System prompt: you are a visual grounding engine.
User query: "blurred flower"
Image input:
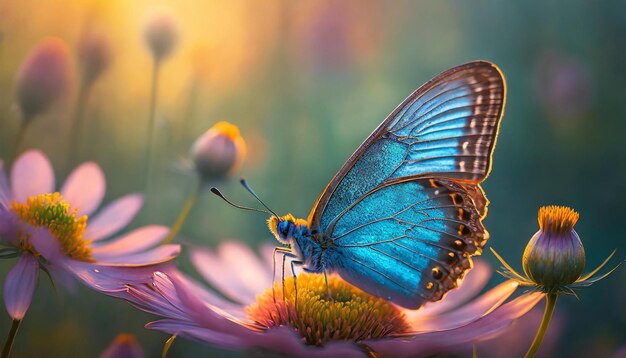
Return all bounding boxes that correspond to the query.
[161,121,246,245]
[77,31,112,87]
[143,10,179,63]
[101,333,144,358]
[0,150,180,323]
[491,205,620,357]
[126,242,542,357]
[15,37,72,122]
[190,121,246,182]
[534,51,591,121]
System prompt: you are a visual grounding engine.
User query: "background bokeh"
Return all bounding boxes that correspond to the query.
[1,0,625,356]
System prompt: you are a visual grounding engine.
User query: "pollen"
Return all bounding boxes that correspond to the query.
[538,205,579,235]
[11,192,94,262]
[212,121,242,141]
[246,273,410,346]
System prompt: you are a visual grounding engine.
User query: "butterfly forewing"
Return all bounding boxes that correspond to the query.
[307,61,505,308]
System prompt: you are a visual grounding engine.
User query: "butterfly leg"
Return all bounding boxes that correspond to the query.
[290,259,303,311]
[323,268,331,300]
[272,246,294,322]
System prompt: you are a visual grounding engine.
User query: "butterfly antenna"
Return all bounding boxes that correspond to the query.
[210,187,269,214]
[240,178,279,217]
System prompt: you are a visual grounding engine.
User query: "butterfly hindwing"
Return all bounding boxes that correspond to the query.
[325,179,487,309]
[308,61,505,307]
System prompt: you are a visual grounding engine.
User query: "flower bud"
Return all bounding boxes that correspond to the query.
[522,206,586,293]
[101,333,144,358]
[15,37,72,121]
[190,121,246,182]
[143,10,179,62]
[77,31,111,87]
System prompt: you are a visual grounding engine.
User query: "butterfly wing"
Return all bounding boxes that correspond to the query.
[308,61,505,309]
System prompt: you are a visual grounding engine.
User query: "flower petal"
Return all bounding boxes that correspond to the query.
[190,243,271,305]
[92,225,169,256]
[66,261,176,293]
[29,226,64,262]
[406,260,491,320]
[60,161,106,216]
[11,150,55,202]
[85,194,143,241]
[367,292,543,358]
[3,253,39,320]
[94,244,180,266]
[0,160,11,208]
[409,280,519,332]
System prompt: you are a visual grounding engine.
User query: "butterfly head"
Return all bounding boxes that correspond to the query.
[268,213,307,245]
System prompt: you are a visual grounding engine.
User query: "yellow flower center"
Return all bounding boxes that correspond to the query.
[246,273,410,346]
[538,205,579,235]
[11,192,94,262]
[211,121,241,141]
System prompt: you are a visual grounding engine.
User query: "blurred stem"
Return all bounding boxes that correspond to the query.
[162,178,203,245]
[67,80,91,167]
[161,334,176,358]
[2,319,21,358]
[525,293,558,358]
[144,57,161,189]
[13,120,29,159]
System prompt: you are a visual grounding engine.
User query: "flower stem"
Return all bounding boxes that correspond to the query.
[2,319,21,358]
[162,179,203,245]
[67,80,90,167]
[161,334,176,358]
[144,57,161,190]
[525,293,558,358]
[13,120,28,159]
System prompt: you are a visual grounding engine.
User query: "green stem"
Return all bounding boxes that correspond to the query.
[13,120,28,159]
[525,293,558,358]
[162,179,203,245]
[144,57,161,189]
[2,319,21,358]
[67,80,90,167]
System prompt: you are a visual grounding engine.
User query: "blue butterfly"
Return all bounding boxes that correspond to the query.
[263,61,505,309]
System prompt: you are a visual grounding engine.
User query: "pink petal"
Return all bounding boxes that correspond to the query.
[92,225,169,256]
[94,244,180,266]
[409,280,519,332]
[3,253,39,320]
[60,162,106,216]
[367,292,543,357]
[29,226,64,262]
[11,150,55,202]
[406,260,491,320]
[85,194,143,241]
[0,160,10,208]
[190,245,266,305]
[67,261,176,292]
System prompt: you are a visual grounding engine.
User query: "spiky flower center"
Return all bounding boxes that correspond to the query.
[11,192,93,262]
[246,273,410,346]
[538,205,579,235]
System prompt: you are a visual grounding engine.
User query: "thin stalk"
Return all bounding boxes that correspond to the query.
[161,334,177,358]
[162,179,203,245]
[13,120,28,159]
[525,293,558,358]
[67,80,90,167]
[2,319,21,358]
[144,57,161,189]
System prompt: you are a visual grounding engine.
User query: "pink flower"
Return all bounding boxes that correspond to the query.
[0,150,180,321]
[126,242,542,357]
[15,37,72,121]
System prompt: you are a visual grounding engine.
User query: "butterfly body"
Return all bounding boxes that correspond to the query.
[268,61,506,309]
